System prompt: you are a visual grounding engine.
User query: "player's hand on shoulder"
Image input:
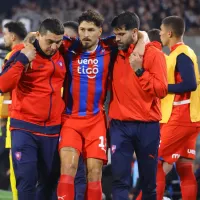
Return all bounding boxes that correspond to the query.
[138,31,150,44]
[129,52,143,72]
[132,31,149,56]
[24,32,37,44]
[21,43,36,62]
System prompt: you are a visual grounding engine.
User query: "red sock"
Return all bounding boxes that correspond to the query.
[85,181,102,200]
[136,191,142,200]
[176,161,197,200]
[57,175,75,200]
[156,161,166,200]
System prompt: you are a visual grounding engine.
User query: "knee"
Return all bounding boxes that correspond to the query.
[14,163,38,191]
[87,167,102,182]
[60,147,79,176]
[61,161,78,177]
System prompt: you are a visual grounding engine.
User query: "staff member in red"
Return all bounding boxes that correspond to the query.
[0,18,66,200]
[108,11,167,200]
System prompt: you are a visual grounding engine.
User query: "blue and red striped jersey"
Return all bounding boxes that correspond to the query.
[63,36,117,117]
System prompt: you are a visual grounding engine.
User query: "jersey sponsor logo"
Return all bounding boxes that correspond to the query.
[172,153,180,159]
[77,59,99,79]
[187,149,196,155]
[15,152,22,161]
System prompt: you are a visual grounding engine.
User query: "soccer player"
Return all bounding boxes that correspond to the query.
[57,10,147,200]
[63,21,79,38]
[1,21,27,200]
[57,10,116,200]
[108,11,167,200]
[63,20,87,200]
[157,16,200,200]
[0,18,66,200]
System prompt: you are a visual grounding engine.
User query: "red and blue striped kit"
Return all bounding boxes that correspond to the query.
[63,36,117,117]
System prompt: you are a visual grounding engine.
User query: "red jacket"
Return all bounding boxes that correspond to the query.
[109,42,168,121]
[0,40,66,134]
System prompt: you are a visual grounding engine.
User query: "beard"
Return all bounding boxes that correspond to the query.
[117,36,134,50]
[117,43,130,50]
[81,40,97,51]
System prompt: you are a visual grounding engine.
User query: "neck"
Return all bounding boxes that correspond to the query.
[11,40,22,49]
[167,36,183,50]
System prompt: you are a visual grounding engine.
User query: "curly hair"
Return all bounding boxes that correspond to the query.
[78,9,104,27]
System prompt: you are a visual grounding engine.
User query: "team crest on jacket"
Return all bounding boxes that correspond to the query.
[111,145,116,154]
[15,152,22,161]
[57,61,64,69]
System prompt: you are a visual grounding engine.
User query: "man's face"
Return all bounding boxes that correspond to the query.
[3,28,13,48]
[37,31,63,56]
[160,24,171,47]
[78,21,102,51]
[113,27,138,50]
[64,27,78,38]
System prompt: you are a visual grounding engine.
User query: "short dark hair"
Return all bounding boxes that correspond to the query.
[39,18,64,36]
[148,29,161,43]
[4,21,27,40]
[111,11,140,30]
[162,16,185,37]
[63,21,78,33]
[78,10,104,27]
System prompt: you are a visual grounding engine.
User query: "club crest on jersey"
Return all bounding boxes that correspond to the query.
[57,61,64,69]
[111,145,116,154]
[77,59,99,79]
[15,152,22,161]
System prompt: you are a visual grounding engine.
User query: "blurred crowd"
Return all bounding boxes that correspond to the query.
[0,0,200,36]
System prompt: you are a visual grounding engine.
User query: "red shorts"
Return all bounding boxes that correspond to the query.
[59,111,107,163]
[159,123,198,164]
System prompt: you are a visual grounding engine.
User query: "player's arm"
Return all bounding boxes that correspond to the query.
[102,31,149,51]
[168,53,197,93]
[133,31,149,56]
[62,36,79,52]
[130,50,168,98]
[0,44,36,93]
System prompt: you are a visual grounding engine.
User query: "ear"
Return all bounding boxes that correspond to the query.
[99,27,102,37]
[11,33,16,41]
[36,31,40,40]
[132,28,138,39]
[168,30,173,38]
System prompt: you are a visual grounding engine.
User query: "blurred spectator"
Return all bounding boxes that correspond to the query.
[0,0,199,36]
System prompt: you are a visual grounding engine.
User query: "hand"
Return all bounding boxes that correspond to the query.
[138,31,150,43]
[133,31,150,56]
[129,52,143,72]
[23,32,37,44]
[21,43,36,62]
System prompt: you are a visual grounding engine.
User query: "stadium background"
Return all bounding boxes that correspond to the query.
[0,0,200,199]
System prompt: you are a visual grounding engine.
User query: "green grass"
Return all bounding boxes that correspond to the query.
[0,190,12,200]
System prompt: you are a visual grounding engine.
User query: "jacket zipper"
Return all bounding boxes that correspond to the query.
[44,59,55,126]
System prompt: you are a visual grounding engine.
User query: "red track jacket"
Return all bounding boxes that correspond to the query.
[0,40,66,134]
[109,42,168,121]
